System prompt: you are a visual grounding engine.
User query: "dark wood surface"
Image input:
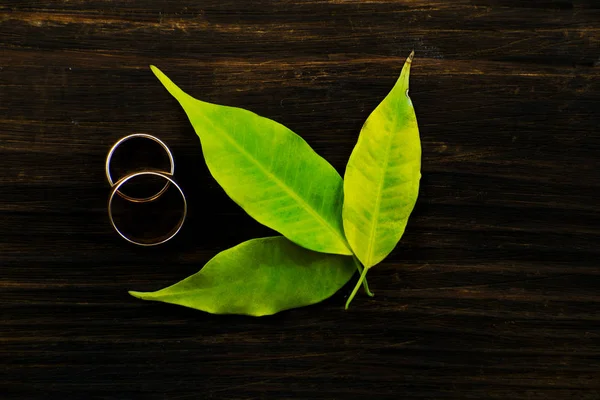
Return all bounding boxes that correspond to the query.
[2,1,599,399]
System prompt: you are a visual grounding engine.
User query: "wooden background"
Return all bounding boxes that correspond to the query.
[2,1,599,398]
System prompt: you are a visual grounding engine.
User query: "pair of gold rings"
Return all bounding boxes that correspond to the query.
[105,134,187,246]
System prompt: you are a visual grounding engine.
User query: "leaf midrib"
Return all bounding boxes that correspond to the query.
[200,112,351,254]
[364,112,395,268]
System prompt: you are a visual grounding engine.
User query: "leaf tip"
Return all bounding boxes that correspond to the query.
[395,50,414,91]
[149,65,165,80]
[128,290,146,299]
[148,64,198,108]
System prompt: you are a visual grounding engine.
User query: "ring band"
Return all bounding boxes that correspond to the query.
[105,133,175,203]
[108,171,187,246]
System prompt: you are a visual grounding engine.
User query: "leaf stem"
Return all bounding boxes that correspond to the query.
[353,257,374,297]
[345,266,369,310]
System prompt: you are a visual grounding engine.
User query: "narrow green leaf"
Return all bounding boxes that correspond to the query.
[150,66,352,256]
[342,52,421,268]
[129,237,355,316]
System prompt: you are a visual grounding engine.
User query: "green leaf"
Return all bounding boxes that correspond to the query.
[129,237,355,316]
[150,66,351,256]
[342,52,421,269]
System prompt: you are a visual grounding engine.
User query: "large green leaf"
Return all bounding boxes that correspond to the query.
[151,66,351,256]
[343,52,421,270]
[129,237,355,316]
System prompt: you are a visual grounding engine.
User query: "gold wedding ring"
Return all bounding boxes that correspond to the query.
[108,171,187,246]
[106,134,186,246]
[105,133,175,203]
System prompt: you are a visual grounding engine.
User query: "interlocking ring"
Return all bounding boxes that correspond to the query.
[106,134,186,246]
[108,171,187,246]
[105,133,175,203]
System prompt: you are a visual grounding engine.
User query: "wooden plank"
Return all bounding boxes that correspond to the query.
[1,1,599,399]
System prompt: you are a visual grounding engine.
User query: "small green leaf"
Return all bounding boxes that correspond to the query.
[343,52,421,269]
[151,66,352,256]
[129,237,355,316]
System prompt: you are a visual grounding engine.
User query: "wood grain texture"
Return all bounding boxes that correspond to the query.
[1,1,599,399]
